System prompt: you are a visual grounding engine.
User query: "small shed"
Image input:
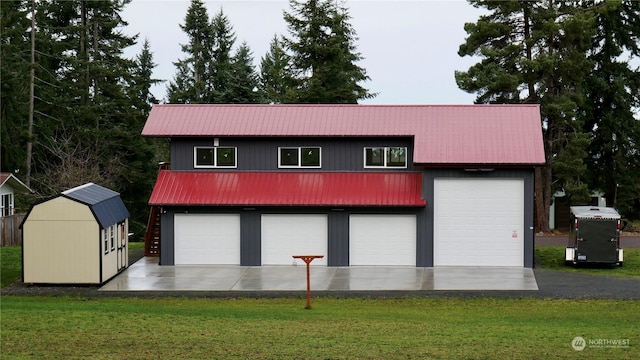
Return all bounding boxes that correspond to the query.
[21,183,130,284]
[0,172,32,217]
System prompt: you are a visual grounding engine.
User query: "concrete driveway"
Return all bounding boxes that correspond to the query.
[100,257,538,292]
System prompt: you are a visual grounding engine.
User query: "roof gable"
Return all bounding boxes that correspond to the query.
[0,172,32,193]
[142,104,545,166]
[61,183,130,228]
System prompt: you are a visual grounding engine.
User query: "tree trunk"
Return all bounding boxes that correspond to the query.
[26,0,36,188]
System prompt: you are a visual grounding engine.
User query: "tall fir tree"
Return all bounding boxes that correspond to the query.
[228,41,264,104]
[282,0,373,103]
[456,0,595,231]
[1,0,31,175]
[209,8,236,102]
[260,35,294,104]
[579,0,640,219]
[167,0,213,103]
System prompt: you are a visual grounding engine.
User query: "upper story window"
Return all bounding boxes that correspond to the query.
[194,147,237,168]
[279,147,321,168]
[364,147,407,168]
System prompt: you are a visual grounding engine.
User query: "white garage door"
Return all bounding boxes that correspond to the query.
[261,214,328,265]
[174,214,240,265]
[434,178,524,267]
[350,215,416,266]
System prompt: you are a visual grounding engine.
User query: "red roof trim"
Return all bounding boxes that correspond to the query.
[149,170,426,207]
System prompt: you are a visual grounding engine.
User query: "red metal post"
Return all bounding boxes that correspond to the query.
[292,255,324,309]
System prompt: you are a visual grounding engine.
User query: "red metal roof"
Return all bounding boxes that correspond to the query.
[149,170,426,207]
[142,104,545,166]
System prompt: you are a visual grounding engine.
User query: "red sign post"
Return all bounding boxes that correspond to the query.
[292,255,324,309]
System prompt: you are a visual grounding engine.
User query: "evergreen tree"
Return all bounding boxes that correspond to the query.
[283,0,373,103]
[121,38,165,237]
[456,0,595,231]
[0,0,31,174]
[209,8,236,102]
[260,35,294,104]
[579,0,640,219]
[228,42,263,104]
[130,38,162,114]
[167,0,213,103]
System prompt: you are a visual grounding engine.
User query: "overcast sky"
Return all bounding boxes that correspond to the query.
[121,0,487,104]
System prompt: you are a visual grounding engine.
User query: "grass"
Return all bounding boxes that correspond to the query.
[2,243,638,358]
[0,246,22,288]
[0,242,145,288]
[1,296,638,359]
[536,246,640,277]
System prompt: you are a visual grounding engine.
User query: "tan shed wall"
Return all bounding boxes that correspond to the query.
[23,198,100,284]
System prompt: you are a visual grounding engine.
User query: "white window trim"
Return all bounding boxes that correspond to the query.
[278,147,322,168]
[110,225,116,251]
[193,146,238,169]
[1,193,13,216]
[364,147,408,169]
[104,229,109,254]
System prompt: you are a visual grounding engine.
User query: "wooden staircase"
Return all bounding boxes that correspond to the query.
[144,162,169,257]
[144,206,161,256]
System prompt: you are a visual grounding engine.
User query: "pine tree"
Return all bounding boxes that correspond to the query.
[167,0,213,103]
[0,0,31,174]
[209,8,236,102]
[456,0,595,231]
[579,0,640,218]
[260,35,294,104]
[131,38,162,114]
[228,41,263,104]
[282,0,373,103]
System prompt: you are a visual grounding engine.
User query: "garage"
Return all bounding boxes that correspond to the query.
[433,178,524,267]
[174,214,240,265]
[350,214,416,266]
[261,214,328,265]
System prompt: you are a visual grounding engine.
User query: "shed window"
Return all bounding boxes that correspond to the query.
[194,147,237,168]
[279,147,321,168]
[104,230,109,254]
[120,222,126,247]
[1,194,12,216]
[110,226,115,251]
[364,147,407,168]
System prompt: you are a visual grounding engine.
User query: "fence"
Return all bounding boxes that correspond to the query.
[1,214,25,246]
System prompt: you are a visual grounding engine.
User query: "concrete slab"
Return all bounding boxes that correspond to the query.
[99,257,538,292]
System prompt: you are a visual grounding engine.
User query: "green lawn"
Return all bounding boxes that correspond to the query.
[0,246,22,288]
[2,244,639,358]
[536,246,640,277]
[1,296,638,359]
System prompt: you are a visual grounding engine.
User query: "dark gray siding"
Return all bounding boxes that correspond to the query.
[159,211,174,265]
[422,168,535,268]
[328,211,349,266]
[240,211,261,266]
[170,137,415,171]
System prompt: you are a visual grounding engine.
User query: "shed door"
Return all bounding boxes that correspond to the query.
[434,178,524,267]
[174,214,240,265]
[350,215,416,266]
[261,214,327,265]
